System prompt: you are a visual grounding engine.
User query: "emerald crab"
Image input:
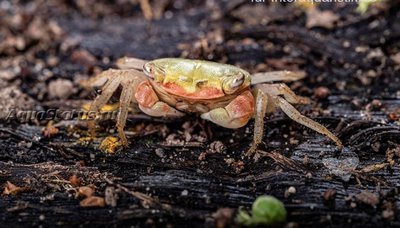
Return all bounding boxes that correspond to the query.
[83,57,343,156]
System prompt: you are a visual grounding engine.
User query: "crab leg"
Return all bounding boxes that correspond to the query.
[246,84,343,156]
[275,96,343,148]
[85,69,147,142]
[116,57,148,70]
[256,84,310,105]
[251,71,306,85]
[246,90,268,156]
[80,69,114,89]
[88,72,122,115]
[116,80,135,146]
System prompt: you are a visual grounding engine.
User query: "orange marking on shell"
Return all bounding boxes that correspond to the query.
[135,81,159,108]
[161,82,224,99]
[226,91,254,119]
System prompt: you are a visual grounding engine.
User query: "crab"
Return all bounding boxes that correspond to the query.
[82,57,343,156]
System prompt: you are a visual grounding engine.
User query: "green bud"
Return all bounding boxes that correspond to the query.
[236,195,287,226]
[251,196,287,225]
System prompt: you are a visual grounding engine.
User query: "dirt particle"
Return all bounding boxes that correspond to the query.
[381,201,395,220]
[42,125,59,138]
[212,207,234,228]
[46,56,59,67]
[355,191,379,207]
[303,155,310,165]
[382,209,395,220]
[80,196,106,207]
[78,186,95,198]
[286,222,300,228]
[105,186,118,207]
[209,141,226,154]
[285,186,296,198]
[69,175,81,187]
[391,53,400,65]
[314,86,330,100]
[289,137,299,145]
[48,79,75,99]
[0,68,19,81]
[224,158,244,173]
[70,49,97,67]
[17,141,33,149]
[323,189,337,202]
[365,99,382,111]
[181,189,189,196]
[198,152,207,161]
[306,8,339,29]
[165,133,185,146]
[155,148,165,158]
[387,112,399,121]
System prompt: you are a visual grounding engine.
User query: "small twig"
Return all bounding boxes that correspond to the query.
[103,177,170,210]
[257,150,307,174]
[48,142,86,158]
[352,171,387,186]
[158,142,204,148]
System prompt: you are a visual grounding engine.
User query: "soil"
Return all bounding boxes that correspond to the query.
[0,0,400,227]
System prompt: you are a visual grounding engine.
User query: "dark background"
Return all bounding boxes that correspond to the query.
[0,0,399,227]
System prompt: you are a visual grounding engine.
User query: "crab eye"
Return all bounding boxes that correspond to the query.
[231,75,244,88]
[223,72,245,94]
[143,63,154,78]
[143,62,165,81]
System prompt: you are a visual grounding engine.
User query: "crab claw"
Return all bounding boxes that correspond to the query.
[201,91,254,129]
[139,102,185,118]
[135,81,184,118]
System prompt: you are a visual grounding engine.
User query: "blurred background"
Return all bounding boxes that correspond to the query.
[1,0,399,104]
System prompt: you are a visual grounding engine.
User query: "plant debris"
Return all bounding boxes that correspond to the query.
[3,181,30,196]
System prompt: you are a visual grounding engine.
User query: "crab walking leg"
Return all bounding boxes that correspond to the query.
[256,84,310,105]
[116,57,148,70]
[80,69,114,89]
[251,71,306,85]
[201,91,255,129]
[135,81,185,117]
[275,96,343,148]
[116,80,135,146]
[245,90,269,156]
[89,74,122,115]
[86,73,121,137]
